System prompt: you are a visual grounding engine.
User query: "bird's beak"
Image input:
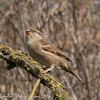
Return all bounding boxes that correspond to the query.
[26,30,32,35]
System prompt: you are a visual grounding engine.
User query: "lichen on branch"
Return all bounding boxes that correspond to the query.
[0,45,73,100]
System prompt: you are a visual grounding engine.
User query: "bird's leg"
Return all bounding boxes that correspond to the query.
[44,64,55,74]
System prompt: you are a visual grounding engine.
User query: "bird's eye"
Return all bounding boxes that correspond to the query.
[33,30,36,32]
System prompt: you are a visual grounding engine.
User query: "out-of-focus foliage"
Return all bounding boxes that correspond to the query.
[0,0,100,100]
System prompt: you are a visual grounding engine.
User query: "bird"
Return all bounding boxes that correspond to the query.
[25,28,84,85]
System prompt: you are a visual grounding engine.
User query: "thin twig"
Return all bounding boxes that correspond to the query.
[28,79,40,100]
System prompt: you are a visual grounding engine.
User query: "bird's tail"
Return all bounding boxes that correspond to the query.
[69,68,84,85]
[62,63,84,85]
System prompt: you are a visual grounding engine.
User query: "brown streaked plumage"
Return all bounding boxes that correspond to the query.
[40,39,72,62]
[25,28,84,85]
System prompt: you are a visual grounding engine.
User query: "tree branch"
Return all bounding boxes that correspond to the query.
[0,45,73,100]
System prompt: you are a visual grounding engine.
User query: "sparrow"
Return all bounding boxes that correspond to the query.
[25,28,84,85]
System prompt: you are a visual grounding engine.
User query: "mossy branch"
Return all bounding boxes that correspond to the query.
[0,45,73,100]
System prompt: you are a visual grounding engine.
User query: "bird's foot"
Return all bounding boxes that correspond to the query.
[43,64,55,75]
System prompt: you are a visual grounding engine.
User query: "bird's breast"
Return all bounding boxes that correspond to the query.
[26,42,51,68]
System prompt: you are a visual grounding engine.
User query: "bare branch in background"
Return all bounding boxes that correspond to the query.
[0,0,99,100]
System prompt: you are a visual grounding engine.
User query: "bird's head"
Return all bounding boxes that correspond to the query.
[26,28,42,39]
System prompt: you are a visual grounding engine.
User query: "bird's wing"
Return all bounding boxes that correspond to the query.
[40,39,72,62]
